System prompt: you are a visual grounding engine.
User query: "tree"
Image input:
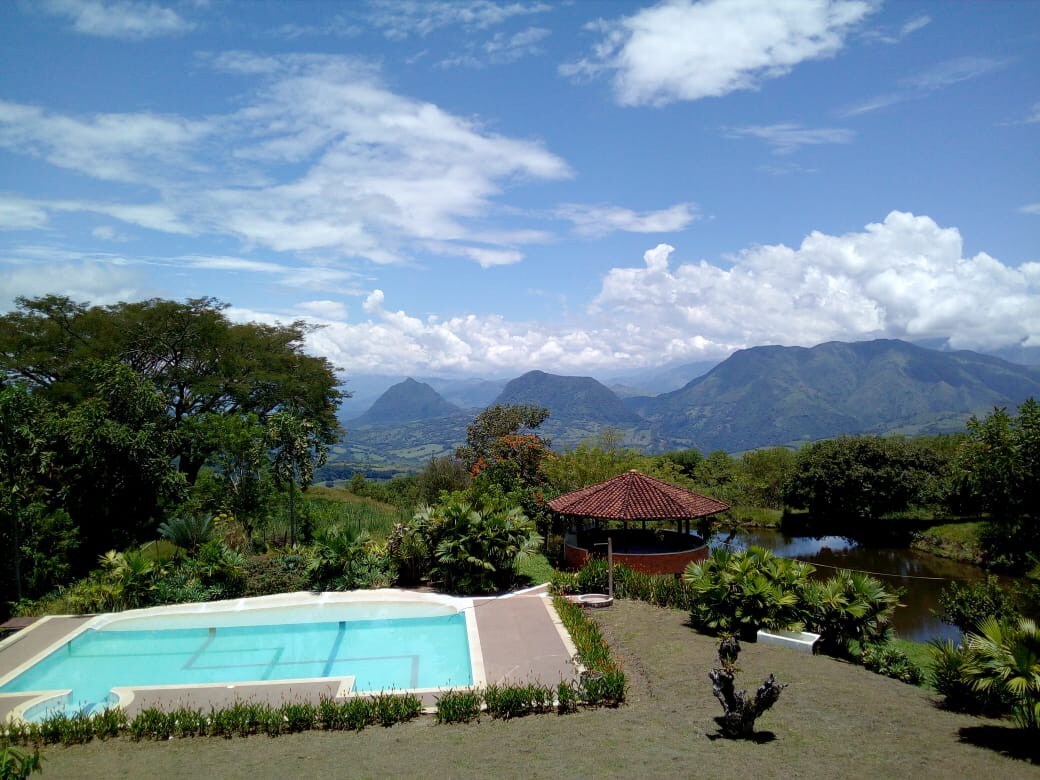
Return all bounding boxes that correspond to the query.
[456,403,550,472]
[266,410,329,545]
[957,399,1040,569]
[735,447,796,509]
[0,385,60,603]
[55,362,187,556]
[783,436,946,520]
[0,295,343,484]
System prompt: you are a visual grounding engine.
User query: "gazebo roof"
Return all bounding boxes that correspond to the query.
[547,469,729,521]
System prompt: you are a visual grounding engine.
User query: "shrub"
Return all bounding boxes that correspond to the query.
[935,576,1019,633]
[318,696,374,731]
[803,570,901,656]
[484,683,554,719]
[435,689,483,724]
[576,558,610,594]
[158,514,215,551]
[684,547,812,638]
[614,566,694,611]
[860,642,924,685]
[928,640,1008,714]
[409,499,541,594]
[370,692,422,726]
[548,569,579,595]
[556,681,579,714]
[241,550,312,597]
[965,617,1040,730]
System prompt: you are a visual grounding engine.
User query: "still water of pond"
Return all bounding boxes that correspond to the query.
[712,528,1003,643]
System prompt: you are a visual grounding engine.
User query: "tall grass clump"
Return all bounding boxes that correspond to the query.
[434,689,483,724]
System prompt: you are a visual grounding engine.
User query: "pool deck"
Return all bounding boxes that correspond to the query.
[0,590,577,720]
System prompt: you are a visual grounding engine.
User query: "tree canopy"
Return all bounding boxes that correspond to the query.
[0,295,342,483]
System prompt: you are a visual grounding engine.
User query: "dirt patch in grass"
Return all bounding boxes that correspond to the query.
[39,600,1038,779]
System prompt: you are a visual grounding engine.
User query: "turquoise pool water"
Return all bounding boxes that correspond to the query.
[0,610,472,718]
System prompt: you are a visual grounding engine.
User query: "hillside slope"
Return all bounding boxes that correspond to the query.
[630,339,1040,451]
[352,378,460,426]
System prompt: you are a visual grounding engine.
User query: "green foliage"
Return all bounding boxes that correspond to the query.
[158,514,215,551]
[549,570,580,596]
[784,435,950,520]
[0,295,341,484]
[928,639,1008,714]
[684,547,813,638]
[401,498,540,594]
[860,642,924,685]
[958,401,1040,571]
[936,576,1019,633]
[802,569,901,655]
[553,595,626,706]
[659,447,703,477]
[735,448,797,510]
[434,689,484,724]
[483,683,555,719]
[456,403,550,472]
[307,523,395,591]
[317,696,374,731]
[576,558,611,594]
[0,744,42,780]
[266,410,330,546]
[613,565,695,611]
[370,692,422,726]
[543,440,657,495]
[965,617,1040,730]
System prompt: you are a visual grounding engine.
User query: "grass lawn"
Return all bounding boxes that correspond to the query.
[515,552,555,587]
[912,521,985,563]
[38,599,1038,778]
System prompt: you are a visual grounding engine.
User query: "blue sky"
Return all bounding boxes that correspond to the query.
[1,0,1038,378]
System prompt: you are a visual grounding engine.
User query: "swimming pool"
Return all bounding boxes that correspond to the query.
[0,591,482,721]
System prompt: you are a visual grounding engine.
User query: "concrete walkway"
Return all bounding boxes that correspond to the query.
[472,595,576,686]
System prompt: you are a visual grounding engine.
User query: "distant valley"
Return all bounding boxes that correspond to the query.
[327,339,1040,474]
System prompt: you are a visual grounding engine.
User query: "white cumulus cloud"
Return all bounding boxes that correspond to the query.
[562,0,873,106]
[243,211,1040,376]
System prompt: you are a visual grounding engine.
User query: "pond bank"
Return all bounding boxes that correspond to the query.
[714,528,1010,643]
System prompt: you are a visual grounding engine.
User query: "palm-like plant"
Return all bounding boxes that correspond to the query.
[98,549,156,609]
[965,617,1040,730]
[419,500,540,594]
[309,523,373,587]
[684,547,813,638]
[803,569,901,655]
[158,514,214,551]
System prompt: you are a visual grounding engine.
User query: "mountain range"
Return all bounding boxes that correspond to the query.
[328,339,1040,471]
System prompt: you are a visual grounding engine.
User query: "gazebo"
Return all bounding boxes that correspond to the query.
[549,469,729,575]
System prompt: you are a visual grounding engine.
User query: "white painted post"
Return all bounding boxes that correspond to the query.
[607,536,614,599]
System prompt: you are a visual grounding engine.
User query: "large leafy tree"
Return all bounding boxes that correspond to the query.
[783,435,947,520]
[0,385,64,603]
[957,399,1040,569]
[55,361,187,556]
[0,295,342,483]
[456,403,550,473]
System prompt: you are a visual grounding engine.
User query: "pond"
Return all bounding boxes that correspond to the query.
[711,528,1004,643]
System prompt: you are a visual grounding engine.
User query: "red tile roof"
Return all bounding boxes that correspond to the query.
[548,470,729,520]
